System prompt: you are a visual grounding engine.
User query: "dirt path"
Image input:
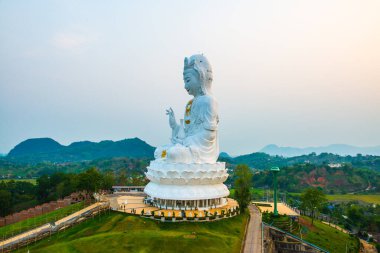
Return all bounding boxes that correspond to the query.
[360,239,378,253]
[243,205,262,253]
[321,221,350,234]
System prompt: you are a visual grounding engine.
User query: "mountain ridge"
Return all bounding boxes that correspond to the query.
[259,144,380,157]
[7,137,155,163]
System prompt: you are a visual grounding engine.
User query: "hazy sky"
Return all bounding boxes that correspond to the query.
[1,0,379,155]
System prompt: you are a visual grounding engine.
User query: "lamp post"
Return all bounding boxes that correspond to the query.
[271,167,280,216]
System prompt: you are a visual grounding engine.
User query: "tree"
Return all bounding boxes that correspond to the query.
[234,164,253,212]
[102,171,115,190]
[37,174,51,202]
[78,167,103,195]
[0,190,12,216]
[116,171,128,185]
[300,188,327,225]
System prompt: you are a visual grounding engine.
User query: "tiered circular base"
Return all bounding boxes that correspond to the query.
[145,160,228,185]
[144,160,230,210]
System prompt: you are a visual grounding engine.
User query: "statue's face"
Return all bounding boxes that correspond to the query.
[183,69,201,96]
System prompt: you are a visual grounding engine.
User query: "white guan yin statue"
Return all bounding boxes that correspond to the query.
[144,54,229,210]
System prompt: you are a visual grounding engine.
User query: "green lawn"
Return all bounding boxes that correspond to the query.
[326,194,380,204]
[14,211,249,253]
[300,216,359,253]
[0,178,37,185]
[0,202,85,238]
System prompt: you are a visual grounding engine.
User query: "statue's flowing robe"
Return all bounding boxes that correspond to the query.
[182,95,219,163]
[155,95,219,164]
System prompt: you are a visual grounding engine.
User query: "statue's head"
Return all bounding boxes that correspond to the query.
[183,54,213,96]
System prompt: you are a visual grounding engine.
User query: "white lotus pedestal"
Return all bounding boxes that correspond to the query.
[144,160,230,210]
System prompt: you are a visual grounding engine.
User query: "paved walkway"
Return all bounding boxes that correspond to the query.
[108,194,239,218]
[253,202,299,217]
[244,205,262,253]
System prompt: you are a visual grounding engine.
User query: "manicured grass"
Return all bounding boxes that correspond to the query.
[14,211,249,253]
[0,202,85,238]
[0,178,37,185]
[299,216,359,253]
[326,194,380,204]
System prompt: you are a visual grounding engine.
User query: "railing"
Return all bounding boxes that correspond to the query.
[0,202,110,252]
[260,209,264,253]
[262,222,329,253]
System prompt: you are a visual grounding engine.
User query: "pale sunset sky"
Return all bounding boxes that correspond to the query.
[1,0,379,155]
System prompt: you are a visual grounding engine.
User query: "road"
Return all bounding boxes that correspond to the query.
[244,205,262,253]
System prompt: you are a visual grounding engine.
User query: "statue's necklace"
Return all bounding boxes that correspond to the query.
[185,99,193,124]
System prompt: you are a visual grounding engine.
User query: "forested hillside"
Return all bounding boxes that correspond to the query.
[6,137,154,163]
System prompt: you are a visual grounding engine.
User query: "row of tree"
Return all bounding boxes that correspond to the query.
[0,167,146,217]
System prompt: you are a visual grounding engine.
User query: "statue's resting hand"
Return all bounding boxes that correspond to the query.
[166,107,177,129]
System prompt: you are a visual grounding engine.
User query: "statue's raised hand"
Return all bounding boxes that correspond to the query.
[166,107,177,130]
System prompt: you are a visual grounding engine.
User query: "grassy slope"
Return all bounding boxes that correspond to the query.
[0,202,85,237]
[15,211,248,253]
[300,216,359,253]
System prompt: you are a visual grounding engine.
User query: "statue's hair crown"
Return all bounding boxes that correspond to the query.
[183,54,213,94]
[184,54,212,75]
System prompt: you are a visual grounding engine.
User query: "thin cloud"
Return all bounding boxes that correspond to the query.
[52,33,88,50]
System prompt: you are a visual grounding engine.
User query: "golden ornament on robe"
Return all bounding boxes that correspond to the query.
[161,150,167,158]
[185,100,193,116]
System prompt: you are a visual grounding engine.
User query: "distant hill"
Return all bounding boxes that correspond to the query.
[8,138,64,157]
[7,137,155,163]
[219,152,232,159]
[260,144,380,157]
